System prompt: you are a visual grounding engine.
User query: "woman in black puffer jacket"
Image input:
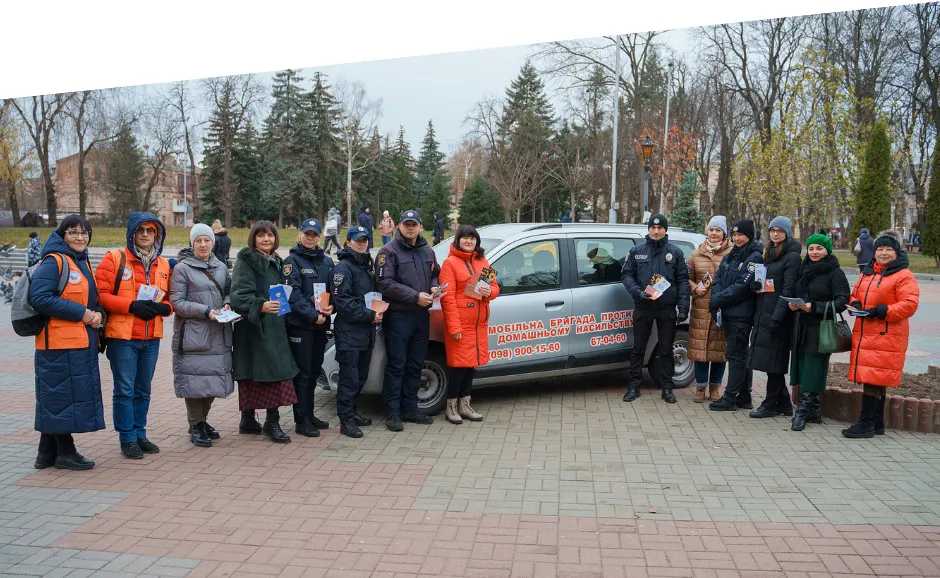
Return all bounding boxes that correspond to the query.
[747,216,802,419]
[787,234,849,431]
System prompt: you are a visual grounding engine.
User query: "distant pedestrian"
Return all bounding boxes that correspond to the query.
[432,212,446,245]
[324,209,342,255]
[378,210,395,245]
[358,206,374,250]
[853,228,874,272]
[211,219,231,268]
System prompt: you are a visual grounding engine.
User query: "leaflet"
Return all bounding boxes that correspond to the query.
[698,272,713,290]
[214,309,242,323]
[136,285,166,303]
[779,296,807,307]
[754,264,775,293]
[645,275,671,300]
[846,306,870,317]
[268,285,291,316]
[313,283,330,313]
[365,291,388,313]
[431,282,448,300]
[475,267,497,292]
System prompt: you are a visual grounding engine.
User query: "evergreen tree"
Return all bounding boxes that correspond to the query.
[356,131,396,217]
[421,168,452,224]
[671,171,706,230]
[414,120,445,202]
[498,60,555,144]
[850,120,892,241]
[202,119,270,226]
[104,121,144,221]
[458,176,503,227]
[306,72,344,220]
[922,144,940,267]
[389,126,417,214]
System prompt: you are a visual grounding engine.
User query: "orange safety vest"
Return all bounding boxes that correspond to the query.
[101,248,171,340]
[36,254,91,351]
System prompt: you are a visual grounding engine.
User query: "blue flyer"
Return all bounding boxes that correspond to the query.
[268,285,291,316]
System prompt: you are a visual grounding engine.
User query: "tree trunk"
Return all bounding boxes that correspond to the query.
[346,157,354,229]
[223,141,233,228]
[4,177,19,227]
[41,155,56,227]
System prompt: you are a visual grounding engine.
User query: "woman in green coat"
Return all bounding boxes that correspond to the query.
[230,221,299,443]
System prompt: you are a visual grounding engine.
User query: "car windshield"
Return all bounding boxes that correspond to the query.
[432,237,502,263]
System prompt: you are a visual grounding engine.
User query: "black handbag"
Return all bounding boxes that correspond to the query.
[818,301,852,354]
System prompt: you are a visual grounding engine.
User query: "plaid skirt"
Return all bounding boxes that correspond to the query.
[238,379,298,411]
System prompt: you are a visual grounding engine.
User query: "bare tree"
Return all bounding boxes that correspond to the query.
[904,3,940,136]
[201,75,264,227]
[334,79,383,226]
[139,98,184,213]
[164,81,205,219]
[7,94,72,225]
[0,101,34,226]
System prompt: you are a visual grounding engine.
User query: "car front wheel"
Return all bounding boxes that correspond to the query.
[417,348,449,416]
[648,329,694,388]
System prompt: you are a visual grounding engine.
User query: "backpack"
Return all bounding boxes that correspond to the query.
[852,239,862,257]
[10,254,70,337]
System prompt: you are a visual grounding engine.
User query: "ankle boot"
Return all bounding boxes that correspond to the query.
[776,386,794,416]
[190,422,212,447]
[708,384,722,401]
[458,396,483,421]
[239,410,262,434]
[262,409,291,443]
[842,394,878,438]
[445,399,462,424]
[693,385,706,403]
[874,394,886,435]
[791,391,819,431]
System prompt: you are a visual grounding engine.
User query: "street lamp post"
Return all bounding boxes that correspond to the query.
[608,35,622,225]
[640,134,654,220]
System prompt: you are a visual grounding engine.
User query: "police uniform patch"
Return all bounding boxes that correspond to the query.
[747,262,756,272]
[357,226,364,232]
[665,253,673,262]
[333,273,344,287]
[68,271,82,285]
[377,253,386,267]
[733,226,739,232]
[738,263,744,270]
[653,218,661,225]
[283,264,292,276]
[122,267,133,281]
[635,254,648,260]
[407,211,414,217]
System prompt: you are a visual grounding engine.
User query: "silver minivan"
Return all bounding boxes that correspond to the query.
[318,223,706,415]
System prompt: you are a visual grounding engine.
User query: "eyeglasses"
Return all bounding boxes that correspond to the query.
[66,230,90,238]
[769,228,785,234]
[136,227,157,235]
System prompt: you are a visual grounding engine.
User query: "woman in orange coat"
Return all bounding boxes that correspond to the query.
[439,225,500,424]
[843,230,919,438]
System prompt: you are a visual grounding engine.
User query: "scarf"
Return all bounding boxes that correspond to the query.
[705,238,727,255]
[873,261,887,274]
[136,245,155,271]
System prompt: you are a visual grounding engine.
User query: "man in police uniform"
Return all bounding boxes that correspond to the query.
[375,210,440,431]
[621,213,690,404]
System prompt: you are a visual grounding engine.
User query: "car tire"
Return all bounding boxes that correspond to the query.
[417,347,449,416]
[648,329,694,389]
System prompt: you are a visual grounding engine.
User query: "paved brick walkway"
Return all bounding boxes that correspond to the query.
[1,306,939,577]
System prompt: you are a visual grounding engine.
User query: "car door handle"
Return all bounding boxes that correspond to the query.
[544,300,565,308]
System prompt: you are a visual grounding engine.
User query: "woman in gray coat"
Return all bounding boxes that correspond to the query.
[169,224,235,448]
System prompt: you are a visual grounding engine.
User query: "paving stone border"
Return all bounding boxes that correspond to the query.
[793,362,940,434]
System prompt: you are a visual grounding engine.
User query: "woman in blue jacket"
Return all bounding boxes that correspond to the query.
[29,215,105,470]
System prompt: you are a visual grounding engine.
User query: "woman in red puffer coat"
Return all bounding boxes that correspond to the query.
[438,225,500,425]
[843,229,919,439]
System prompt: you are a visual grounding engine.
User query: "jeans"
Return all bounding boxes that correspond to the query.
[382,235,391,245]
[106,339,160,443]
[288,329,328,424]
[694,361,726,385]
[336,349,372,417]
[628,308,677,390]
[721,319,753,402]
[382,312,430,417]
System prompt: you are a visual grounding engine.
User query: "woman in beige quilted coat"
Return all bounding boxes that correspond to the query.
[687,216,733,402]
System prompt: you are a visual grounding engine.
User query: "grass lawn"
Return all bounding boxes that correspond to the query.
[0,227,444,249]
[833,250,940,274]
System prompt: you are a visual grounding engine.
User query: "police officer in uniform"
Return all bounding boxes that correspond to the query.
[283,218,335,437]
[375,210,440,431]
[621,213,690,404]
[708,219,763,411]
[330,226,381,438]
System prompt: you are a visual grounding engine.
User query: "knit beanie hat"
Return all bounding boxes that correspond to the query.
[648,213,668,230]
[805,233,832,254]
[731,219,755,241]
[211,219,223,233]
[768,215,792,238]
[707,216,728,237]
[872,229,903,254]
[189,223,215,248]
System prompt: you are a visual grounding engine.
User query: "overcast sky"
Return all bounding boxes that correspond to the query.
[137,29,695,158]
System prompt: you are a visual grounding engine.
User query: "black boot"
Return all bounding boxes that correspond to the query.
[791,391,820,431]
[204,422,221,440]
[777,386,794,416]
[709,396,736,412]
[842,394,878,438]
[340,415,363,438]
[310,416,331,430]
[294,419,321,438]
[34,433,56,469]
[190,422,212,447]
[353,413,372,426]
[750,378,780,418]
[749,403,777,418]
[661,388,677,404]
[239,410,262,434]
[874,394,886,435]
[623,387,640,402]
[262,409,291,443]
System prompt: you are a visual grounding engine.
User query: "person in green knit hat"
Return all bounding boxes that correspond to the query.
[786,233,850,431]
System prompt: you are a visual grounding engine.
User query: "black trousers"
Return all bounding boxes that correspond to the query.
[324,235,341,253]
[448,367,475,399]
[722,318,753,402]
[288,329,328,425]
[38,433,76,457]
[337,349,372,417]
[628,307,677,390]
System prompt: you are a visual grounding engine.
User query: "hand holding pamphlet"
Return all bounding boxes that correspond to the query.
[313,283,331,313]
[780,296,807,307]
[431,283,448,300]
[214,309,242,323]
[698,272,713,290]
[846,305,870,317]
[365,291,388,313]
[645,275,671,300]
[268,285,291,316]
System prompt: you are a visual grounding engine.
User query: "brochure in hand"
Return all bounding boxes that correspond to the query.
[365,291,388,313]
[475,267,497,292]
[846,306,870,317]
[136,285,166,303]
[214,309,242,323]
[753,264,775,293]
[431,283,448,300]
[698,272,713,290]
[313,283,330,313]
[268,285,291,316]
[780,296,807,307]
[644,275,671,300]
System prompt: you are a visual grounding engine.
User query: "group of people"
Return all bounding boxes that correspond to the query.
[622,212,920,437]
[28,206,497,471]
